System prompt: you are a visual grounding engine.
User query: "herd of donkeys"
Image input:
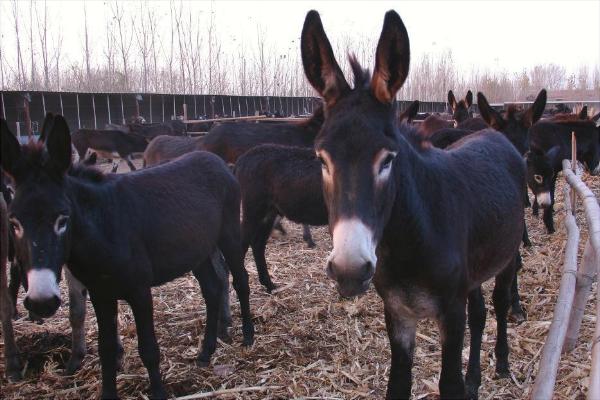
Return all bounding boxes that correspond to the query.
[1,8,600,400]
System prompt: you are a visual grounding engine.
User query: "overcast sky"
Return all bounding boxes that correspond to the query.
[1,0,599,75]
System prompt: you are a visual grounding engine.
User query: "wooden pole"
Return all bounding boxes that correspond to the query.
[564,240,597,352]
[76,94,81,129]
[106,94,111,124]
[571,132,577,212]
[92,95,97,129]
[183,115,268,124]
[183,103,188,121]
[23,96,31,137]
[531,178,581,400]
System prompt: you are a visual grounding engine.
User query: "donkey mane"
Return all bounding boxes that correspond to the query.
[348,54,371,89]
[505,105,521,119]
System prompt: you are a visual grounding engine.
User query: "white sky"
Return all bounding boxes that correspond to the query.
[0,0,599,74]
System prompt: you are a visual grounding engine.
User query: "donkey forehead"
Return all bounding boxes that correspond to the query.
[12,182,69,217]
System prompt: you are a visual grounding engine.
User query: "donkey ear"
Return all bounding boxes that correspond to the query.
[578,105,588,120]
[371,10,410,104]
[477,92,505,129]
[38,112,55,143]
[45,115,72,174]
[301,10,349,108]
[465,90,473,108]
[398,100,419,124]
[591,111,600,123]
[1,119,22,179]
[546,145,561,165]
[523,89,547,127]
[448,90,457,111]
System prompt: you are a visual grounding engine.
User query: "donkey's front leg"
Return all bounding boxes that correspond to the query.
[89,291,120,399]
[438,299,467,399]
[64,268,87,375]
[128,287,167,399]
[384,306,416,399]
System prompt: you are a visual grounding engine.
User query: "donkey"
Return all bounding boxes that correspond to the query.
[143,135,204,167]
[235,144,327,292]
[301,10,525,398]
[72,128,149,172]
[448,90,473,124]
[201,106,325,248]
[201,105,324,164]
[1,115,254,399]
[526,119,600,233]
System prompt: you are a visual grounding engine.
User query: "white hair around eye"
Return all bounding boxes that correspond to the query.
[54,215,69,236]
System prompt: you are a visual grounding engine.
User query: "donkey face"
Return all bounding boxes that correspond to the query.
[478,89,546,155]
[525,146,559,208]
[448,90,473,124]
[302,10,410,298]
[1,116,73,317]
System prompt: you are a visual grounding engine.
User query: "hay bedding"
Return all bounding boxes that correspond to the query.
[1,159,598,399]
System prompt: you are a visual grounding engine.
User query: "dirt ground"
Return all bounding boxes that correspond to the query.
[1,158,598,399]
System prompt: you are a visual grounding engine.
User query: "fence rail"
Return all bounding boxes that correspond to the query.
[531,136,600,399]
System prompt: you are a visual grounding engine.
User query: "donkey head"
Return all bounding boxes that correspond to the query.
[302,10,410,297]
[525,146,560,208]
[448,90,473,124]
[478,89,547,155]
[1,115,73,317]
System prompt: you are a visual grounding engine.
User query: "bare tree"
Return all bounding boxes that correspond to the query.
[82,2,92,89]
[28,0,37,88]
[11,0,26,89]
[36,0,51,89]
[111,1,133,91]
[133,1,150,92]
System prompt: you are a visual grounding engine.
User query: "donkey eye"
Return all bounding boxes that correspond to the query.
[379,154,395,173]
[534,174,543,184]
[54,215,69,235]
[317,155,329,172]
[9,217,24,239]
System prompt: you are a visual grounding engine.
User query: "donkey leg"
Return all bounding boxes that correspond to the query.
[438,299,467,399]
[509,253,526,324]
[251,215,278,293]
[128,287,167,399]
[1,273,22,381]
[124,154,137,171]
[272,215,287,235]
[465,287,486,399]
[542,205,555,233]
[210,250,232,342]
[383,306,416,399]
[493,265,514,378]
[193,259,222,367]
[111,160,120,173]
[302,224,316,248]
[64,268,87,375]
[9,261,20,319]
[532,197,539,216]
[522,220,532,247]
[219,225,254,347]
[89,292,120,399]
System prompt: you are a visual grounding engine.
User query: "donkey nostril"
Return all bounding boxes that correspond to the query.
[326,261,336,279]
[361,262,374,281]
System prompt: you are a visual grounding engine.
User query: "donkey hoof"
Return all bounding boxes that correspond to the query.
[217,328,232,343]
[150,387,168,400]
[243,335,254,347]
[264,282,276,294]
[196,357,210,368]
[64,358,84,376]
[509,309,527,324]
[6,368,23,382]
[306,241,316,249]
[494,368,511,380]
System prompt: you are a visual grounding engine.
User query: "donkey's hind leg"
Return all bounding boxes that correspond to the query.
[465,287,486,399]
[110,159,120,173]
[302,224,316,248]
[272,215,287,236]
[492,260,516,378]
[8,261,20,319]
[211,250,232,341]
[219,221,254,347]
[250,213,278,293]
[193,258,223,367]
[509,252,526,324]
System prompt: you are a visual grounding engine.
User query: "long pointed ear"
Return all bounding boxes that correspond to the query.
[38,112,55,143]
[1,119,22,179]
[523,89,547,127]
[301,10,349,108]
[477,92,505,129]
[448,90,457,112]
[398,100,419,124]
[546,145,561,165]
[45,115,72,174]
[371,10,410,104]
[591,111,600,123]
[578,105,588,120]
[465,90,473,108]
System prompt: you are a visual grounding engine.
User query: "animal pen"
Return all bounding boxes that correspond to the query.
[531,134,600,400]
